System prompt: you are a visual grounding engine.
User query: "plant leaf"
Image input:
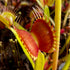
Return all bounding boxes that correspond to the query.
[34,51,45,70]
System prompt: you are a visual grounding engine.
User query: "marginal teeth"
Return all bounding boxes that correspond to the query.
[28,51,30,54]
[52,48,56,51]
[48,47,56,53]
[53,44,55,47]
[17,31,37,60]
[54,38,56,40]
[51,27,54,31]
[33,57,37,61]
[30,54,34,59]
[23,44,27,49]
[22,41,24,44]
[54,41,56,44]
[30,54,37,60]
[51,29,53,31]
[21,41,37,60]
[19,37,22,41]
[53,33,55,36]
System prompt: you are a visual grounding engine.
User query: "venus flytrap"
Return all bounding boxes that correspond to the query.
[0,11,48,70]
[0,13,35,69]
[10,27,35,68]
[0,10,56,70]
[1,0,68,69]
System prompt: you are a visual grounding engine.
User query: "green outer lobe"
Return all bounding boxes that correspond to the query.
[14,27,39,57]
[10,27,35,69]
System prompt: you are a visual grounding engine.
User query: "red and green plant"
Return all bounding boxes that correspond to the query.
[0,0,70,70]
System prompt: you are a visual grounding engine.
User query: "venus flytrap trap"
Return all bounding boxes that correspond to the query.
[0,0,69,70]
[10,27,35,68]
[31,19,56,53]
